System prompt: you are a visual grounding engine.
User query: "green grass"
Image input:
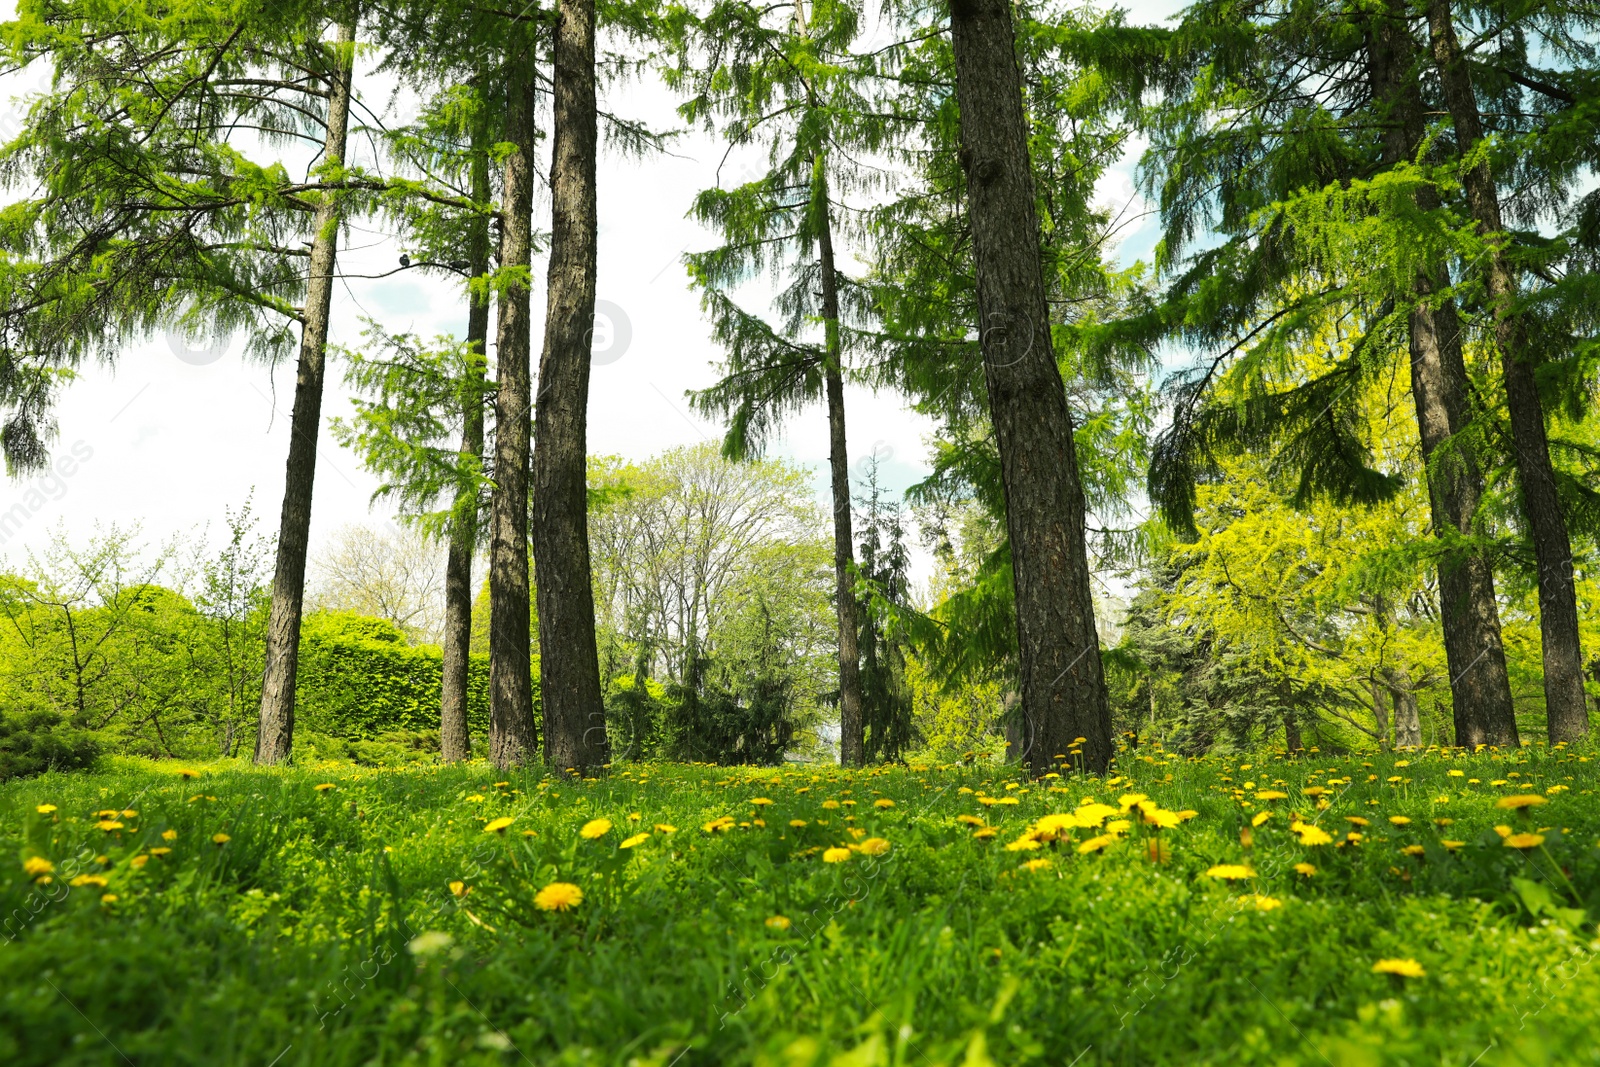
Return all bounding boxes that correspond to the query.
[5,741,1600,1066]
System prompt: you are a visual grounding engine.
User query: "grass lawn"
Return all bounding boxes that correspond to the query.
[4,740,1600,1065]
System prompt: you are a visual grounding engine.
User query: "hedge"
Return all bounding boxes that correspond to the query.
[296,612,540,740]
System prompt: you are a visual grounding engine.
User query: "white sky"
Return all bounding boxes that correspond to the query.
[0,0,1187,599]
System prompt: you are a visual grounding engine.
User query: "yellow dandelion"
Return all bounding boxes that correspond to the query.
[1292,822,1333,847]
[1345,816,1370,827]
[1293,862,1317,877]
[211,833,230,845]
[873,799,895,809]
[465,794,486,803]
[750,797,773,806]
[654,824,677,834]
[448,881,467,897]
[534,882,584,912]
[69,874,108,888]
[1248,895,1282,911]
[1022,858,1053,872]
[314,783,336,793]
[857,837,890,856]
[23,857,54,878]
[1496,795,1548,810]
[765,915,792,931]
[1078,834,1115,855]
[483,817,516,834]
[1251,811,1272,828]
[1503,833,1545,850]
[972,827,999,840]
[1372,958,1425,978]
[162,829,178,842]
[1254,790,1288,801]
[35,804,57,815]
[96,820,124,832]
[1205,864,1255,881]
[1400,844,1426,857]
[1388,816,1411,827]
[822,847,852,863]
[620,832,650,849]
[1441,840,1465,850]
[580,818,612,839]
[148,847,171,858]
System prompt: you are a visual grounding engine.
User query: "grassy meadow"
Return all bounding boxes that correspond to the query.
[5,741,1600,1066]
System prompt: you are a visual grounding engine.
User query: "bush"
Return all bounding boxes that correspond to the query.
[295,611,537,741]
[0,710,100,781]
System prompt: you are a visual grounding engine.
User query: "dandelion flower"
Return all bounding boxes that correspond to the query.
[1441,840,1464,850]
[69,874,108,888]
[1292,822,1333,847]
[766,915,792,931]
[654,824,677,834]
[789,819,808,828]
[211,833,231,845]
[972,827,999,840]
[580,818,612,839]
[1022,858,1053,872]
[857,837,890,856]
[1400,844,1426,857]
[1345,816,1370,827]
[620,832,650,849]
[1254,790,1288,801]
[162,829,178,842]
[1388,816,1411,827]
[1205,864,1255,881]
[23,857,54,878]
[1078,834,1115,855]
[1293,862,1316,877]
[314,783,336,793]
[1248,895,1282,911]
[956,814,985,827]
[449,881,468,897]
[1251,811,1272,828]
[751,797,773,806]
[465,794,486,803]
[822,847,852,863]
[534,882,584,912]
[1503,833,1545,850]
[1496,795,1548,811]
[1372,958,1425,978]
[873,799,895,809]
[130,855,148,869]
[35,804,56,815]
[148,847,171,858]
[483,817,516,834]
[96,820,124,832]
[821,800,841,810]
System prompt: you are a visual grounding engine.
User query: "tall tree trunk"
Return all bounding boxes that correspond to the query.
[947,0,1112,775]
[254,22,355,765]
[1283,711,1302,756]
[1369,674,1390,748]
[1364,6,1518,748]
[815,167,866,768]
[533,0,607,772]
[1388,667,1423,748]
[1425,0,1588,744]
[440,105,494,764]
[487,43,540,770]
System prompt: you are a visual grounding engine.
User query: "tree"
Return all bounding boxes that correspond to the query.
[678,0,881,765]
[854,453,914,762]
[255,16,359,763]
[310,523,446,644]
[944,0,1114,774]
[531,0,607,772]
[1135,0,1524,746]
[1423,0,1588,742]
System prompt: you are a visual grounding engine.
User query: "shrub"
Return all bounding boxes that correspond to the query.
[0,710,100,781]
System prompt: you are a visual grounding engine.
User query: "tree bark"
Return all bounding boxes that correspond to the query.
[815,169,865,768]
[948,0,1112,776]
[1388,667,1423,748]
[1425,0,1588,744]
[1369,674,1390,748]
[532,0,608,772]
[487,43,540,770]
[1364,5,1518,748]
[441,105,494,764]
[254,22,355,765]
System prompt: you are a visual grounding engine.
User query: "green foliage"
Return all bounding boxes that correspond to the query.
[0,709,98,781]
[295,611,518,742]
